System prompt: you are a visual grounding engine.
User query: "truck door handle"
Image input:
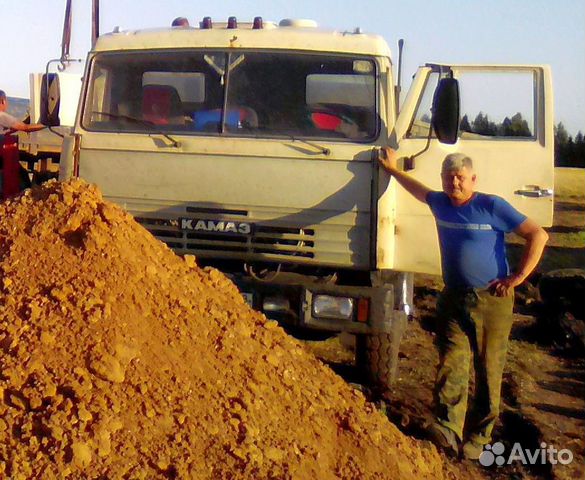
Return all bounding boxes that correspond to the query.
[514,186,553,198]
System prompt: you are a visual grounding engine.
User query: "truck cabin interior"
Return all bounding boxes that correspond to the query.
[84,51,379,141]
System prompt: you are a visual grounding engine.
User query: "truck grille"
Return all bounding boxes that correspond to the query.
[135,216,315,259]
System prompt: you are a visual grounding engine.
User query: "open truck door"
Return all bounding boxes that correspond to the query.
[386,64,554,275]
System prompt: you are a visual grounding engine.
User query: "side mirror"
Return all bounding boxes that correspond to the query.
[40,73,61,126]
[431,77,459,144]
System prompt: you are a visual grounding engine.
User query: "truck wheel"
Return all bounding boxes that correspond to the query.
[32,170,58,186]
[355,311,407,396]
[19,166,32,190]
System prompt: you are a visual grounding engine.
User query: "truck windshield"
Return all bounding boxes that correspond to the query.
[82,51,378,141]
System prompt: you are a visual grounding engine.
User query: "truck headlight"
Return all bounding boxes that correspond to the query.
[262,295,290,312]
[312,295,354,321]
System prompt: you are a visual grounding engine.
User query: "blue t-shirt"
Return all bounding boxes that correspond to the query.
[426,191,527,288]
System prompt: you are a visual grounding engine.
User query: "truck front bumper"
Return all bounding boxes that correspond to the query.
[233,276,396,335]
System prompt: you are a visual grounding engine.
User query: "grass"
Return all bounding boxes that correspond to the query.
[564,230,585,245]
[554,167,584,203]
[549,168,585,251]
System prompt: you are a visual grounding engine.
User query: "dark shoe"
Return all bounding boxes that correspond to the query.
[427,423,459,456]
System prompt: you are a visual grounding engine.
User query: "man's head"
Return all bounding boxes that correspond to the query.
[171,17,189,27]
[440,153,477,205]
[0,90,7,112]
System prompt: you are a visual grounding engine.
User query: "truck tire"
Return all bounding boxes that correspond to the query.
[19,166,32,190]
[355,311,407,396]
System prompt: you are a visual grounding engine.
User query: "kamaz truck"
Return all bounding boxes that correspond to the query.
[52,17,554,394]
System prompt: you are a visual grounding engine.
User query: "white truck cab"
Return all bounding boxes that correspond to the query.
[57,18,554,394]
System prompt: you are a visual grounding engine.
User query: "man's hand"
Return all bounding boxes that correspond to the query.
[378,147,399,173]
[377,146,431,203]
[11,121,45,133]
[488,218,548,297]
[488,274,524,297]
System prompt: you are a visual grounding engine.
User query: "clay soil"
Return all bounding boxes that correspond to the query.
[0,179,457,479]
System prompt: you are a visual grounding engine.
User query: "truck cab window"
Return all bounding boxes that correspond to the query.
[407,72,440,138]
[407,70,536,140]
[82,51,378,141]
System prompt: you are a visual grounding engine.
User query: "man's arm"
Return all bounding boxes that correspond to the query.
[378,147,432,203]
[7,121,45,133]
[489,218,549,296]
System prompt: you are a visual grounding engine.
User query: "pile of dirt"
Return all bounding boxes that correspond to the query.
[0,179,447,479]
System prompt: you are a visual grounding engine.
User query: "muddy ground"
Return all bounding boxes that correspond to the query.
[305,289,585,479]
[304,168,585,479]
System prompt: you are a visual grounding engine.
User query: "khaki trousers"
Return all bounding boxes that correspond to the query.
[434,287,514,444]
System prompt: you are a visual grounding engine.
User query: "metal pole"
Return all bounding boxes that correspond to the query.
[92,0,100,47]
[61,0,72,62]
[395,39,404,116]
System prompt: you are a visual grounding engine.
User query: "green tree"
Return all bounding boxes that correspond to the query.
[555,122,569,144]
[472,112,497,136]
[553,122,585,167]
[572,131,585,167]
[459,114,471,132]
[509,112,531,136]
[566,138,576,166]
[554,122,570,166]
[500,117,512,136]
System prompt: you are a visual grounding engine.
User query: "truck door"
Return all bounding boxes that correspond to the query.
[389,64,554,275]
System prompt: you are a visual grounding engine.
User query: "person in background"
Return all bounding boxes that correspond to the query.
[378,147,548,460]
[0,90,45,134]
[0,89,46,194]
[171,17,190,27]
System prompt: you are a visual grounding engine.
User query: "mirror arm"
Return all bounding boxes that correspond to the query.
[403,120,434,171]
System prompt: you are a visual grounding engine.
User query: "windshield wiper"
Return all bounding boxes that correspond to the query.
[91,111,181,148]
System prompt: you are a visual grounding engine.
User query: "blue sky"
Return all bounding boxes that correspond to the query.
[3,0,584,135]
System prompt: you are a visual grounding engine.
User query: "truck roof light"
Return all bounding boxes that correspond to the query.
[201,17,212,29]
[253,16,263,29]
[279,19,318,28]
[227,16,237,29]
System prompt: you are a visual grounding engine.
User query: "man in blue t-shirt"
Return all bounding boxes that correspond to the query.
[378,147,548,460]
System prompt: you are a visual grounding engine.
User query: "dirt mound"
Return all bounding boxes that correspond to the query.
[0,179,445,479]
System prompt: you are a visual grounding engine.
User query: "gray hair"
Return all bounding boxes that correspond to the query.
[441,153,473,173]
